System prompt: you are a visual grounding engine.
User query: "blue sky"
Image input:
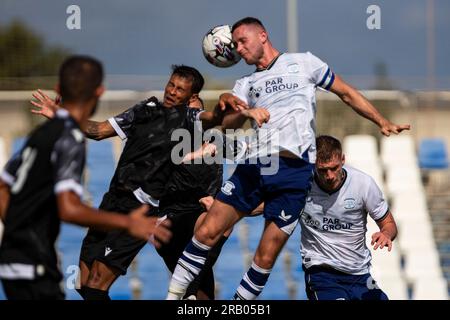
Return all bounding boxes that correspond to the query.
[1,0,449,90]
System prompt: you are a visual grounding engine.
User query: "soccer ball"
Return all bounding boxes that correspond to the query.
[202,24,241,68]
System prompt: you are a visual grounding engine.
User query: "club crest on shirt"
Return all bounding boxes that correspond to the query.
[221,181,235,196]
[343,198,356,209]
[287,63,300,73]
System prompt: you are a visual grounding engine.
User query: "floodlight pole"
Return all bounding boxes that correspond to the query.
[286,0,299,52]
[427,0,435,92]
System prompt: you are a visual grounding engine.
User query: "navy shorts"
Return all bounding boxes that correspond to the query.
[304,265,389,300]
[216,157,313,235]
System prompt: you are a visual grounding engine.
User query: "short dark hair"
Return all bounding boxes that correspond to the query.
[59,55,103,103]
[231,17,266,33]
[316,135,342,163]
[171,65,204,94]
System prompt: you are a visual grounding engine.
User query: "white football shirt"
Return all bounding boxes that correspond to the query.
[232,52,335,163]
[300,166,389,274]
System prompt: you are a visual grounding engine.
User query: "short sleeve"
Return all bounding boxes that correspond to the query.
[52,128,86,197]
[1,151,22,186]
[232,78,250,105]
[185,107,204,133]
[364,176,389,221]
[307,51,335,91]
[108,97,159,140]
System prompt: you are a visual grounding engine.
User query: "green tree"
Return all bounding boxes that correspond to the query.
[0,20,71,89]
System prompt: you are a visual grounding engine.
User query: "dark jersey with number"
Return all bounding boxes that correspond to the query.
[0,109,85,281]
[106,97,203,202]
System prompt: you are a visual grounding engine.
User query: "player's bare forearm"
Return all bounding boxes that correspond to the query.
[330,75,410,136]
[346,91,385,126]
[0,180,10,220]
[331,76,385,127]
[57,192,171,244]
[199,105,224,130]
[84,120,116,140]
[222,111,247,129]
[57,191,129,230]
[376,211,397,241]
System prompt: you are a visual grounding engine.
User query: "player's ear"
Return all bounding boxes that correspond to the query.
[341,153,346,166]
[95,85,105,98]
[260,30,268,44]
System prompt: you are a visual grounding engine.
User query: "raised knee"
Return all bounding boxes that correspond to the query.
[254,254,275,270]
[195,225,219,246]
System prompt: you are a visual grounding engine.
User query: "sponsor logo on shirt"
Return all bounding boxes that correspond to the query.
[301,212,320,229]
[301,212,353,231]
[322,217,353,231]
[248,86,262,98]
[264,77,300,94]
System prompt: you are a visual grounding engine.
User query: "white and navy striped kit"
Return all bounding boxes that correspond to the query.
[232,52,335,163]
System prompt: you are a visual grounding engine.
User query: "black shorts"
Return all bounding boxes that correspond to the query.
[156,210,215,299]
[1,277,65,300]
[79,190,155,275]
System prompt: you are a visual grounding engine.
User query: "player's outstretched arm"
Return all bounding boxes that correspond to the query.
[30,89,117,140]
[329,75,411,136]
[199,93,250,130]
[0,179,10,221]
[30,89,60,119]
[56,191,172,247]
[222,107,270,129]
[182,142,217,163]
[371,211,398,251]
[218,93,248,112]
[240,108,270,128]
[84,120,117,141]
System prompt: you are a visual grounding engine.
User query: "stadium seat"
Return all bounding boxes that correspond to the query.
[412,276,448,300]
[343,135,378,161]
[418,138,449,169]
[366,214,409,299]
[381,135,417,167]
[385,166,423,192]
[376,276,409,300]
[343,135,387,194]
[391,194,431,228]
[403,250,444,283]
